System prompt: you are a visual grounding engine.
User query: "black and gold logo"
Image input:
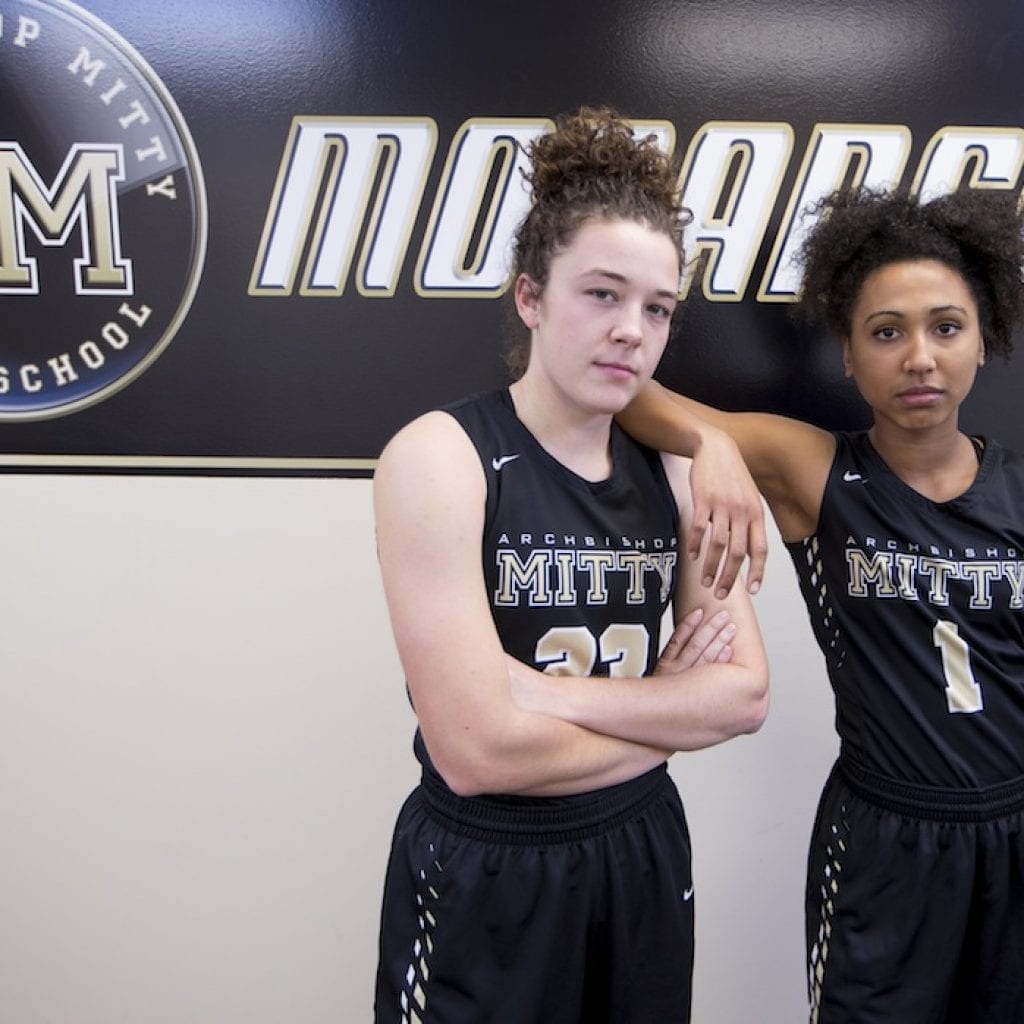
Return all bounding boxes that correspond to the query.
[0,0,206,419]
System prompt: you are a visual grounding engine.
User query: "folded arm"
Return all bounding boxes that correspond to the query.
[374,411,674,798]
[506,452,770,751]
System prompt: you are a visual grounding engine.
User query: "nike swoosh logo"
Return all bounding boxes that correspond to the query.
[682,886,695,902]
[843,470,866,483]
[491,454,521,471]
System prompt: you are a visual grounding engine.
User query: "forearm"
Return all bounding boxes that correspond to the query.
[619,381,725,456]
[510,661,769,753]
[623,388,769,597]
[420,699,669,798]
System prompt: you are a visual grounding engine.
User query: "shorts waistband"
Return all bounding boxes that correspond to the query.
[838,755,1024,823]
[418,763,672,844]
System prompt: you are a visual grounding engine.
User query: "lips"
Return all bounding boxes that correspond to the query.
[595,361,637,377]
[897,385,943,407]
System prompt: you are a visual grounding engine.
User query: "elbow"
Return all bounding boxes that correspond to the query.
[736,668,770,735]
[433,746,555,799]
[428,739,521,798]
[440,774,485,799]
[442,767,505,799]
[430,751,494,798]
[422,702,552,797]
[739,690,770,735]
[419,706,544,797]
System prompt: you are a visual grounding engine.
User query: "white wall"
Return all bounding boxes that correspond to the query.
[0,475,836,1023]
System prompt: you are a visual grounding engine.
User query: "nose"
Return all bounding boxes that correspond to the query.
[903,331,936,375]
[611,302,644,345]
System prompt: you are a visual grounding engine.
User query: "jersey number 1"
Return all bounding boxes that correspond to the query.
[932,620,984,714]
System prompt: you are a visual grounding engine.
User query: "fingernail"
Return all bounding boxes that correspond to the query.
[748,580,761,594]
[715,588,728,600]
[702,576,714,588]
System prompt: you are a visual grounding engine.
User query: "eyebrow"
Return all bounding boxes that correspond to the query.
[863,303,968,325]
[583,268,678,300]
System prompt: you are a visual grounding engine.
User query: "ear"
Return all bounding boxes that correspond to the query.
[842,337,854,378]
[977,337,986,368]
[514,274,541,330]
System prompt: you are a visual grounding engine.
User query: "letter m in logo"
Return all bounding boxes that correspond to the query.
[0,142,132,295]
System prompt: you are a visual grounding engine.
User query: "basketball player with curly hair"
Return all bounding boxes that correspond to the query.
[372,108,770,1023]
[623,185,1024,1022]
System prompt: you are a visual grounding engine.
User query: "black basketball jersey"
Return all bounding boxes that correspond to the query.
[413,388,680,779]
[787,431,1024,787]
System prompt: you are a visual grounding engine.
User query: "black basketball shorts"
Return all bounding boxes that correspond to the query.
[807,757,1024,1024]
[374,764,694,1023]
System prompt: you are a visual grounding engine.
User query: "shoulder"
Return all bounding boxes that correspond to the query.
[373,410,490,603]
[754,414,836,479]
[375,409,485,518]
[985,437,1024,469]
[978,437,1024,492]
[378,408,471,467]
[746,420,834,541]
[440,389,508,434]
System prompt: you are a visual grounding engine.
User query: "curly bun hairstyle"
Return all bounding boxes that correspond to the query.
[505,107,691,377]
[797,186,1024,359]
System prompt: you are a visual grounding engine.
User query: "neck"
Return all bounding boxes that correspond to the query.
[868,421,979,502]
[508,378,614,481]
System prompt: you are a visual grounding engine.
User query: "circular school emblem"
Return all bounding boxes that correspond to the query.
[0,0,207,419]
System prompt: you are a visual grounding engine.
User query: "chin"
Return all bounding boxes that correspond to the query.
[590,389,636,417]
